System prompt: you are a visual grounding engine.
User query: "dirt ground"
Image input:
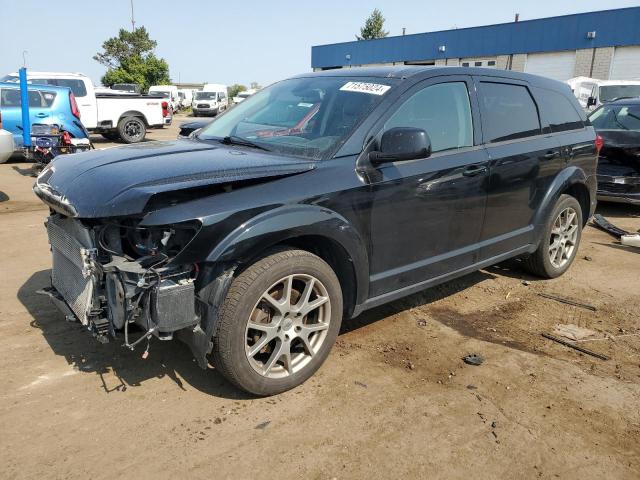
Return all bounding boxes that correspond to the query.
[1,116,639,479]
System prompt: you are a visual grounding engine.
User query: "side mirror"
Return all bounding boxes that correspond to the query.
[369,127,432,164]
[587,96,596,107]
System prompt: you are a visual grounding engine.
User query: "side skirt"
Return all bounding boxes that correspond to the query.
[351,244,534,317]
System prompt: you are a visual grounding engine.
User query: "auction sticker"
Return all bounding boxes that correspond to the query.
[340,81,391,95]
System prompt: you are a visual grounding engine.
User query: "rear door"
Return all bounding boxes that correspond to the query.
[474,77,562,260]
[367,75,490,297]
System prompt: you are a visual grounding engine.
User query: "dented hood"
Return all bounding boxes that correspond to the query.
[33,139,315,218]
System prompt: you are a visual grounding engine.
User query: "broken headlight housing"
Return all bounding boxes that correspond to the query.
[95,219,201,261]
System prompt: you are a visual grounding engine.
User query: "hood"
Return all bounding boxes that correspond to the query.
[34,140,315,218]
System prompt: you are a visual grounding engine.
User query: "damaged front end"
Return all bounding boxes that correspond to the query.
[39,213,205,355]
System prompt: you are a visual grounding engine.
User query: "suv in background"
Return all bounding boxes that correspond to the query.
[34,67,597,396]
[586,80,640,110]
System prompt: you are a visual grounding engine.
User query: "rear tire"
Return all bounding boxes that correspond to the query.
[211,249,343,396]
[117,116,146,144]
[522,194,582,278]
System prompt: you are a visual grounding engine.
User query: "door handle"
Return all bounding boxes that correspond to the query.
[35,112,49,118]
[543,150,560,159]
[462,165,488,177]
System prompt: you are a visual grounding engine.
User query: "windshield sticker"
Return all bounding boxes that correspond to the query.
[340,82,390,95]
[297,102,314,108]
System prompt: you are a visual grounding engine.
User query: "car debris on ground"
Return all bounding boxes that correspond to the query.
[541,333,610,361]
[538,292,597,311]
[553,323,597,341]
[592,214,640,248]
[463,354,485,366]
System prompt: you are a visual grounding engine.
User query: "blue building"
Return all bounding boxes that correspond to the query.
[311,7,640,81]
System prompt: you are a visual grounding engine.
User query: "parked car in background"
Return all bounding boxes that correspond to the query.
[177,119,210,138]
[567,76,600,109]
[179,88,194,108]
[585,80,640,111]
[177,91,186,110]
[149,85,180,112]
[1,71,169,143]
[34,66,597,396]
[192,84,228,116]
[0,112,14,163]
[232,88,256,104]
[589,98,640,204]
[0,81,89,150]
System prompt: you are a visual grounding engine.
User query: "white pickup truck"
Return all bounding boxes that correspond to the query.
[1,71,171,143]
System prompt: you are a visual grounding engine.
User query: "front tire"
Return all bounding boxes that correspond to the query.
[212,249,343,396]
[522,194,582,278]
[117,116,146,143]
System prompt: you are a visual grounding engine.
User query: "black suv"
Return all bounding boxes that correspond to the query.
[34,67,598,395]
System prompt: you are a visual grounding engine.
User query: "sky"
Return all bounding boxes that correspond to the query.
[0,0,638,88]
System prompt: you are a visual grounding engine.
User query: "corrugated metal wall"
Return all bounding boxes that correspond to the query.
[311,7,640,69]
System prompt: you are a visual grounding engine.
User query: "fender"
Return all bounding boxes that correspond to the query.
[532,166,591,246]
[206,204,370,308]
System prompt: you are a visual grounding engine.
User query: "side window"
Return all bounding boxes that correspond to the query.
[461,62,470,67]
[0,89,46,107]
[479,82,541,142]
[40,79,87,97]
[535,89,584,133]
[383,82,473,153]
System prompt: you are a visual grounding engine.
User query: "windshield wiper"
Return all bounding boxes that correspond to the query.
[219,135,270,152]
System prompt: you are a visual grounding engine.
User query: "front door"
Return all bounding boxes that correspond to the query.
[367,77,490,297]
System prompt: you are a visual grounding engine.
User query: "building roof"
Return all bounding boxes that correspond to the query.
[312,7,640,69]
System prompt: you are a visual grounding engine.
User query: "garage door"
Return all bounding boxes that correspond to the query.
[610,46,640,80]
[524,51,576,81]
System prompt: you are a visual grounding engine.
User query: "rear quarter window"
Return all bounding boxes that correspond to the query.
[0,89,54,108]
[534,88,584,133]
[479,82,541,143]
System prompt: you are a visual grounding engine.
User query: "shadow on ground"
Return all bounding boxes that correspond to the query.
[18,269,251,400]
[20,268,496,398]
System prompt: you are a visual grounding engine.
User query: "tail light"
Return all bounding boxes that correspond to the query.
[69,92,81,120]
[161,101,169,118]
[595,134,603,154]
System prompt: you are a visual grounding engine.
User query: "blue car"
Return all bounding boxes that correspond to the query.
[0,81,89,150]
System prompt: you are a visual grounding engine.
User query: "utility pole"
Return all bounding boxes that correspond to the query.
[130,0,136,31]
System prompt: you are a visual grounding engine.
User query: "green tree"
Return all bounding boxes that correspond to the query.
[356,9,389,40]
[228,84,247,99]
[94,27,170,91]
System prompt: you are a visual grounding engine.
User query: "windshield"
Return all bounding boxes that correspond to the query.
[600,85,640,103]
[238,92,251,98]
[151,91,170,98]
[589,104,640,131]
[199,76,395,159]
[195,91,217,100]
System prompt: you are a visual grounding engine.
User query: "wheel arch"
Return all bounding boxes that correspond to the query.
[205,205,369,317]
[118,111,148,126]
[533,167,593,238]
